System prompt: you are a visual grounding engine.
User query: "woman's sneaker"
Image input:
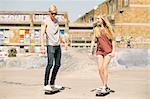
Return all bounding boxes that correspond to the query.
[106,87,111,92]
[101,86,107,93]
[43,85,53,91]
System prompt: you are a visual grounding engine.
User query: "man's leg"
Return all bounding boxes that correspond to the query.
[50,46,61,85]
[44,45,54,86]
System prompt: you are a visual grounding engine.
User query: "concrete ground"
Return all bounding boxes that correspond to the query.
[0,48,150,99]
[0,67,150,99]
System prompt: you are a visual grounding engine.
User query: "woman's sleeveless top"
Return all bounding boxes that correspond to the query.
[96,28,112,55]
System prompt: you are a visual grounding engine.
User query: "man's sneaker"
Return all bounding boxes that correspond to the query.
[51,85,63,90]
[43,85,53,91]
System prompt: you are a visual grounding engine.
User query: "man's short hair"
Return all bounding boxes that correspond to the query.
[49,4,57,12]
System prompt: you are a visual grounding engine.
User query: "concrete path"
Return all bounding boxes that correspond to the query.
[0,67,149,99]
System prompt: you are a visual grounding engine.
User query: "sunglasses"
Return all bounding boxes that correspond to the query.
[51,13,57,15]
[49,11,57,15]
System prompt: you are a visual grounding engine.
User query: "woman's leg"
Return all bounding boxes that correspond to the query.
[97,55,104,86]
[103,55,112,87]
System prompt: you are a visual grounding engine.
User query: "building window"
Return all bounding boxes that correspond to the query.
[124,0,129,7]
[89,16,94,23]
[113,0,117,14]
[108,0,113,15]
[119,0,124,14]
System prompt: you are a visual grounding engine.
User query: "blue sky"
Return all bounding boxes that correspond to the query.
[0,0,104,22]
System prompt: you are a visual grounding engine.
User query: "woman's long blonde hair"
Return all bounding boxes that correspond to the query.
[94,15,115,40]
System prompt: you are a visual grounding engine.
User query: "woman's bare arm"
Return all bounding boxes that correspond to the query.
[90,31,96,54]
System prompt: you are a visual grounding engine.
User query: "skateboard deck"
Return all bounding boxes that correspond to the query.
[96,90,110,96]
[44,89,60,94]
[96,88,115,96]
[44,86,67,95]
[91,88,115,96]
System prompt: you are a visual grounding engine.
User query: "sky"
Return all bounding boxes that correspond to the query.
[0,0,104,22]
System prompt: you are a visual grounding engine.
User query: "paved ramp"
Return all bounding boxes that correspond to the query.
[0,48,149,69]
[117,48,150,66]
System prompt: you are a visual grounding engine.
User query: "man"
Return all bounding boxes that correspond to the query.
[41,4,64,91]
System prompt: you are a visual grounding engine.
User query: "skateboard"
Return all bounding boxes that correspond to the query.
[44,88,60,94]
[91,88,115,96]
[44,86,67,95]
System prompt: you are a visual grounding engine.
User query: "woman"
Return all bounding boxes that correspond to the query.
[90,15,116,93]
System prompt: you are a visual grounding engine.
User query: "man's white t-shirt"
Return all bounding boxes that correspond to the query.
[43,16,60,46]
